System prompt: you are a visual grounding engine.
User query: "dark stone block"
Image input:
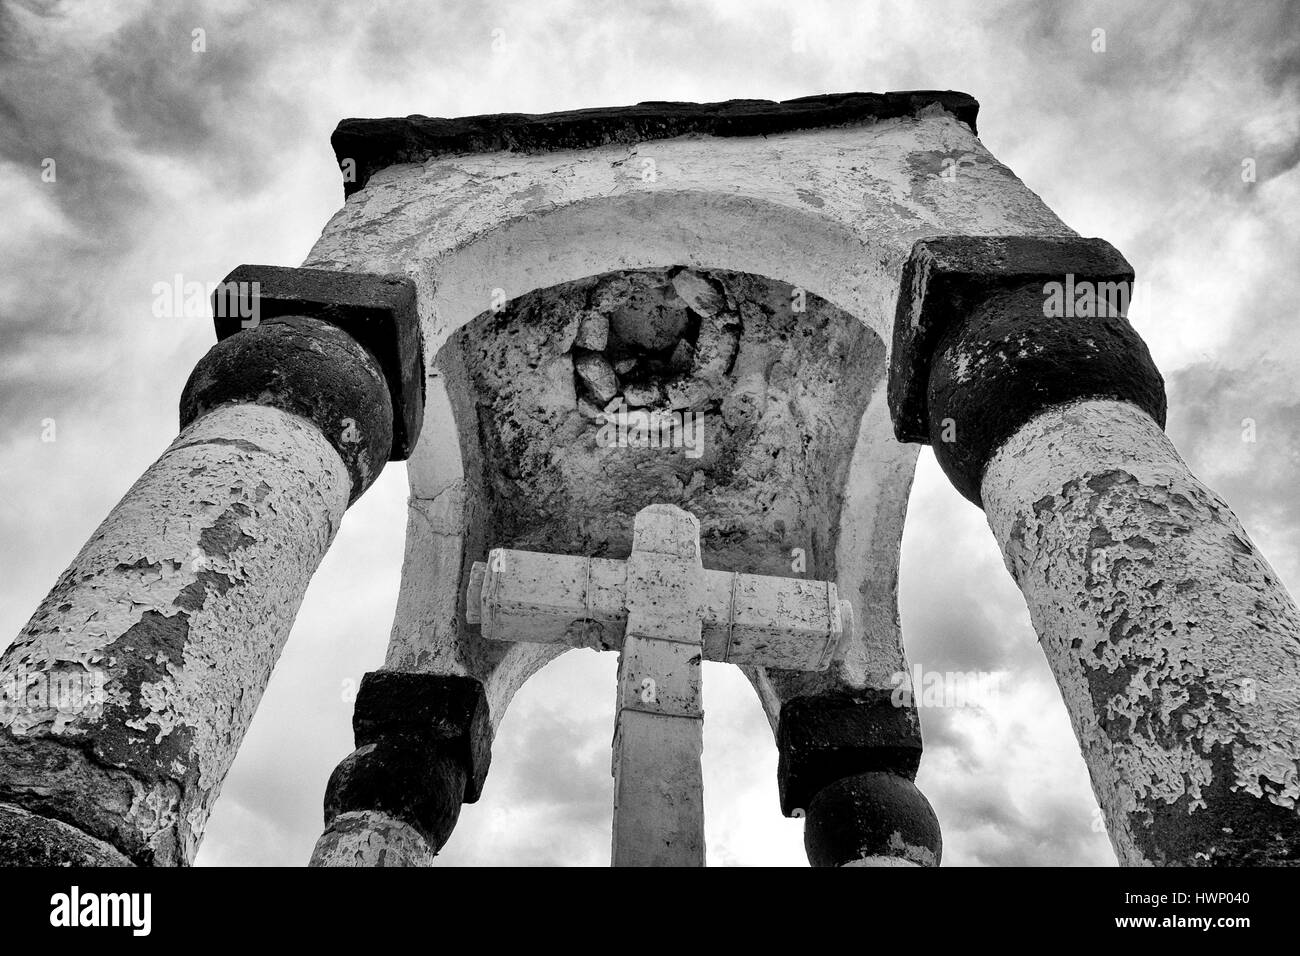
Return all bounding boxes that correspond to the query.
[323,739,466,853]
[776,689,921,816]
[890,235,1137,444]
[208,264,422,460]
[352,671,493,803]
[332,90,980,196]
[804,771,942,868]
[887,235,1167,506]
[180,315,393,504]
[926,284,1166,505]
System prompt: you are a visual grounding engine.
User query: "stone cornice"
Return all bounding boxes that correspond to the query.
[331,90,980,196]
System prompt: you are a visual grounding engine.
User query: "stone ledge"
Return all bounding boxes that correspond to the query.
[331,90,980,196]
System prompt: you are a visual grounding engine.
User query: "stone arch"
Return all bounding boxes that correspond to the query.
[301,100,1073,751]
[307,186,919,730]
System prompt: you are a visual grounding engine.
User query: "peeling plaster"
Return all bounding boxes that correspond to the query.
[983,399,1300,865]
[0,404,349,864]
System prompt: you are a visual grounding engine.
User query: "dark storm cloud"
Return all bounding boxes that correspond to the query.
[88,1,340,183]
[0,0,343,237]
[0,0,348,414]
[1007,0,1300,191]
[1168,360,1300,568]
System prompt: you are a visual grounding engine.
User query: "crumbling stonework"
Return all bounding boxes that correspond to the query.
[447,267,877,575]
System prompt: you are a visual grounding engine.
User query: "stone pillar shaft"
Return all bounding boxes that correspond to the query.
[1,266,419,866]
[0,404,349,865]
[889,235,1300,865]
[983,400,1300,865]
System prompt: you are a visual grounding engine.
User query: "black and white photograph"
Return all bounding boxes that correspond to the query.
[0,0,1295,937]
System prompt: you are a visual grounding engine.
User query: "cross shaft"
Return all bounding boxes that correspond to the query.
[465,504,852,866]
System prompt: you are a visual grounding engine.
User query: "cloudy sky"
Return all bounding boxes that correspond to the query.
[1,0,1297,866]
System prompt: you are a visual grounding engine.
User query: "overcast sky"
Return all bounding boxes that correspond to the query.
[1,0,1297,866]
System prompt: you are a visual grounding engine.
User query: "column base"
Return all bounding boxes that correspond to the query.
[310,810,437,867]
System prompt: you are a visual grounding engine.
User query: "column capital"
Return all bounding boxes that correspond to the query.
[209,264,424,460]
[888,235,1166,505]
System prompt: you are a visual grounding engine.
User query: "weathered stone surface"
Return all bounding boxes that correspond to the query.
[668,339,694,372]
[664,379,708,411]
[211,264,422,460]
[671,270,725,317]
[610,295,689,350]
[351,671,493,802]
[470,548,850,670]
[613,505,705,866]
[331,90,980,195]
[573,310,609,350]
[534,353,577,415]
[692,312,740,382]
[612,708,704,867]
[0,802,132,866]
[926,282,1166,506]
[323,739,467,852]
[309,810,437,867]
[574,352,619,404]
[983,400,1300,866]
[0,404,349,865]
[622,380,663,407]
[181,315,394,504]
[803,771,942,868]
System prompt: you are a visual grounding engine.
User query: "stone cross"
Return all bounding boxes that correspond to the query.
[465,503,853,867]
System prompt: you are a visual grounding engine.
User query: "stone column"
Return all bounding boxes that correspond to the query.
[310,671,492,867]
[0,266,421,866]
[890,236,1300,865]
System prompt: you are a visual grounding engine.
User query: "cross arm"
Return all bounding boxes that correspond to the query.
[465,548,854,672]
